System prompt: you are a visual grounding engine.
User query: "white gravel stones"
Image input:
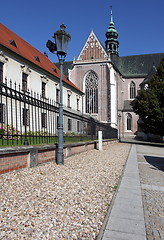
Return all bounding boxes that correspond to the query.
[0,143,131,240]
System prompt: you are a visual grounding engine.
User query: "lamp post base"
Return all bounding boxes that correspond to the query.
[57,151,64,165]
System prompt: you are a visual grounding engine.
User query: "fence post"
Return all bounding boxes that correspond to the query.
[98,131,102,150]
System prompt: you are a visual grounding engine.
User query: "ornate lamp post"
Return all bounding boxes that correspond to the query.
[46,24,71,164]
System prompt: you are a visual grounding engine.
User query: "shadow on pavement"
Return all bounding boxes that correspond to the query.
[144,155,164,172]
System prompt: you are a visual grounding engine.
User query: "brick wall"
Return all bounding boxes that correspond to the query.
[38,149,56,164]
[0,139,117,174]
[0,152,28,174]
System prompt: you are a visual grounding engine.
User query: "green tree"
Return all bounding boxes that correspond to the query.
[132,58,164,136]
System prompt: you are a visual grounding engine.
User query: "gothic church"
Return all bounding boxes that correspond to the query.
[59,9,164,138]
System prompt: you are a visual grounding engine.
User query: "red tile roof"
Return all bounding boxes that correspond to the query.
[0,23,82,93]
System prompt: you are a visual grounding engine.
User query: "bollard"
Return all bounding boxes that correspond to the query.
[98,131,103,150]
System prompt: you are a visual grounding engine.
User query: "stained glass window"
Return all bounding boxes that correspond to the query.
[85,71,98,114]
[130,81,136,99]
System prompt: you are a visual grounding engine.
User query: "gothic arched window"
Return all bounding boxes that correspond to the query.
[127,113,132,131]
[85,71,98,114]
[130,81,136,99]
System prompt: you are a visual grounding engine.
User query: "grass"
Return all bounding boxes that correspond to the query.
[0,135,97,147]
[113,185,118,191]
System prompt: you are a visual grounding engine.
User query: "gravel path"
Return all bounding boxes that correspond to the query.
[0,143,131,240]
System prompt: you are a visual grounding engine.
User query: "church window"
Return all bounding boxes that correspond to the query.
[130,81,136,99]
[85,71,98,114]
[127,113,132,131]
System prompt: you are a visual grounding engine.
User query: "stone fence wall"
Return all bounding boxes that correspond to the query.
[0,139,117,174]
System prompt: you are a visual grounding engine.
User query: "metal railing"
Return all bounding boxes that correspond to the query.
[0,79,117,146]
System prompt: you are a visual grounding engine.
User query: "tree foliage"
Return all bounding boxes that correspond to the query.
[132,58,164,136]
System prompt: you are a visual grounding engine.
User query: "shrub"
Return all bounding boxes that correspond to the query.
[1,124,20,140]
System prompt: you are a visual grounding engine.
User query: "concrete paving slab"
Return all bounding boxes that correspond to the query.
[119,177,140,185]
[103,230,146,240]
[105,216,146,235]
[109,202,144,221]
[101,144,146,240]
[113,196,143,208]
[115,191,142,202]
[119,185,141,192]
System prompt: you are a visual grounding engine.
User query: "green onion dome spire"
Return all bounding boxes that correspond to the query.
[105,6,119,56]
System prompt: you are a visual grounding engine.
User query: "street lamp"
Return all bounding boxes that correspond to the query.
[118,113,121,142]
[46,24,71,164]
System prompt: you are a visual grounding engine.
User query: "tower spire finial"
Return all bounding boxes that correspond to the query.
[110,5,113,23]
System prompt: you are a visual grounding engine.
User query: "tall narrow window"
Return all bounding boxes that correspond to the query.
[127,113,132,131]
[130,81,136,99]
[23,108,29,126]
[57,116,59,127]
[41,113,47,128]
[77,98,79,111]
[77,121,80,132]
[56,89,59,103]
[67,94,71,108]
[0,62,4,83]
[22,73,28,91]
[42,82,46,97]
[68,118,72,131]
[85,71,98,114]
[0,104,5,123]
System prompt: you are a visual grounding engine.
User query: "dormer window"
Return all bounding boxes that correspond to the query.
[9,40,17,48]
[34,56,40,62]
[52,68,57,73]
[44,52,48,57]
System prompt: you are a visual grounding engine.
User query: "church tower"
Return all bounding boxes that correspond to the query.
[105,7,119,56]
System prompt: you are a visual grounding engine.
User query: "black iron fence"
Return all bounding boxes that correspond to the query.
[0,80,117,146]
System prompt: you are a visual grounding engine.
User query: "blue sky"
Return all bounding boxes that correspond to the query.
[1,0,164,62]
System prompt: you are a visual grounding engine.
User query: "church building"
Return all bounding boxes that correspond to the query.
[60,8,164,138]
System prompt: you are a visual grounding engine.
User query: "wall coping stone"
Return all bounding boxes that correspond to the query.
[0,139,117,155]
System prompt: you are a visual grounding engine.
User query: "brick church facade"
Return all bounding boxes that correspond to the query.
[60,9,164,138]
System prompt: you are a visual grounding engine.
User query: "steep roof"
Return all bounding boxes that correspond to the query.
[0,23,82,93]
[118,53,164,78]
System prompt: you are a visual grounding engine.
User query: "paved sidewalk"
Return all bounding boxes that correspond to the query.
[137,144,164,240]
[100,144,147,240]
